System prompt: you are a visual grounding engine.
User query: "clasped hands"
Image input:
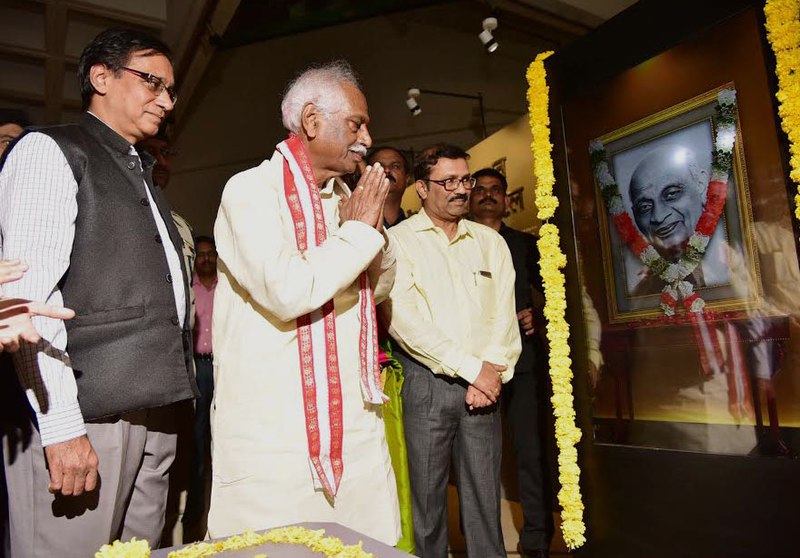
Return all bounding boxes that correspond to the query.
[466,360,506,411]
[338,162,391,230]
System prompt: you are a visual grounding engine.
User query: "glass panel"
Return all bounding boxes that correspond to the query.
[564,32,800,456]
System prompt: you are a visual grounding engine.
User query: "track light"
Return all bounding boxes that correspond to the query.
[479,17,498,53]
[406,88,421,116]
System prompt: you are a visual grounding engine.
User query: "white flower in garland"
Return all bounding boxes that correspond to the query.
[596,162,615,188]
[716,124,736,152]
[607,194,626,216]
[718,88,737,105]
[689,297,706,312]
[663,261,695,283]
[688,233,711,253]
[676,280,695,298]
[640,246,661,267]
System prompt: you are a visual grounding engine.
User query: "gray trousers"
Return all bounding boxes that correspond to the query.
[397,353,505,558]
[3,405,178,557]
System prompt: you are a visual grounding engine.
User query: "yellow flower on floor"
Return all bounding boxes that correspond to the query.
[95,538,150,558]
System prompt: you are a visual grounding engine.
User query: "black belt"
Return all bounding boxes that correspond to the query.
[195,352,213,361]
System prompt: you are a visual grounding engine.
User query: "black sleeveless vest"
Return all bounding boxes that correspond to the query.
[4,113,198,420]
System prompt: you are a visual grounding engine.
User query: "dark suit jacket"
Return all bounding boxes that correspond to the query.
[498,223,545,376]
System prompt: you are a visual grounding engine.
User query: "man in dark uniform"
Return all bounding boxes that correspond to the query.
[470,167,554,558]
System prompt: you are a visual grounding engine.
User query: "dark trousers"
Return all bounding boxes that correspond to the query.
[397,353,505,558]
[503,372,554,552]
[183,357,213,524]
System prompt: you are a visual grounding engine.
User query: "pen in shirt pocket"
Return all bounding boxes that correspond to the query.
[473,270,492,285]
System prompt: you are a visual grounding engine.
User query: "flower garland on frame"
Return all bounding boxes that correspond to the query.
[525,50,586,550]
[589,88,738,316]
[764,0,800,220]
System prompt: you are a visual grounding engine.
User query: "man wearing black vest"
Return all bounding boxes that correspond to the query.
[0,28,197,556]
[469,168,554,558]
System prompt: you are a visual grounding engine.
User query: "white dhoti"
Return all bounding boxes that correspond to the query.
[208,151,400,544]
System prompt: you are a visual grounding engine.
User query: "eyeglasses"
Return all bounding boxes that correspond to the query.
[426,176,477,191]
[121,67,178,104]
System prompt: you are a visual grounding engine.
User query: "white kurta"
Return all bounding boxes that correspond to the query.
[208,151,400,544]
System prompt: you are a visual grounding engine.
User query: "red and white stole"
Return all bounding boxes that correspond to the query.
[276,133,387,498]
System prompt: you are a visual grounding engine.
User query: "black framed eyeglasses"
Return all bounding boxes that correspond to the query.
[427,176,477,191]
[121,67,178,104]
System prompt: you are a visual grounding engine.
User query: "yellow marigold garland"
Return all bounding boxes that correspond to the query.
[96,538,151,558]
[526,50,586,550]
[96,526,375,558]
[764,0,800,219]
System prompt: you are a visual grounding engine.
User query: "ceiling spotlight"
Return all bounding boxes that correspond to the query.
[479,17,498,53]
[406,88,421,116]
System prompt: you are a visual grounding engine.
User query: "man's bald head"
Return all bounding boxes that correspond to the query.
[629,145,708,260]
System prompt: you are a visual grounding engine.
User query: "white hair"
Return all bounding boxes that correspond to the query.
[280,60,361,133]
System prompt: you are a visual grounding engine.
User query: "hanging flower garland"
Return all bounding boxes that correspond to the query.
[764,0,800,220]
[526,50,586,550]
[589,88,738,316]
[95,526,375,558]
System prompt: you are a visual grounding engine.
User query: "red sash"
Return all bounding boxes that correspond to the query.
[276,134,386,497]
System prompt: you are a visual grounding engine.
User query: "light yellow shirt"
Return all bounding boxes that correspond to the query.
[382,208,521,384]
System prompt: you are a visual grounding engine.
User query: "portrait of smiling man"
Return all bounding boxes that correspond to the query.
[627,143,730,296]
[0,28,197,556]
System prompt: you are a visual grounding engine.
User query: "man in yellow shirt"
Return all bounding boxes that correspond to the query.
[381,143,521,558]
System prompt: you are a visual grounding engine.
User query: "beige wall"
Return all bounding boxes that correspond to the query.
[467,114,539,233]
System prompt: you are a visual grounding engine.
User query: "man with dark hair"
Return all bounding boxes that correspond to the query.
[367,146,412,228]
[0,109,30,155]
[470,167,554,558]
[0,28,196,556]
[182,234,216,529]
[382,144,521,558]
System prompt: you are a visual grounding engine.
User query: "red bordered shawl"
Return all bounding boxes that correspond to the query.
[276,134,387,497]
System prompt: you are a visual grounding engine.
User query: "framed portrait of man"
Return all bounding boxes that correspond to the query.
[591,85,762,323]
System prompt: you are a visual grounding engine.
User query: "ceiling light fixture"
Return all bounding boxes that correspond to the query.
[406,88,422,116]
[404,88,488,138]
[479,17,498,53]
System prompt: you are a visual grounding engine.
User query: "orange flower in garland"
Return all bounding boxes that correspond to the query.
[526,50,586,550]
